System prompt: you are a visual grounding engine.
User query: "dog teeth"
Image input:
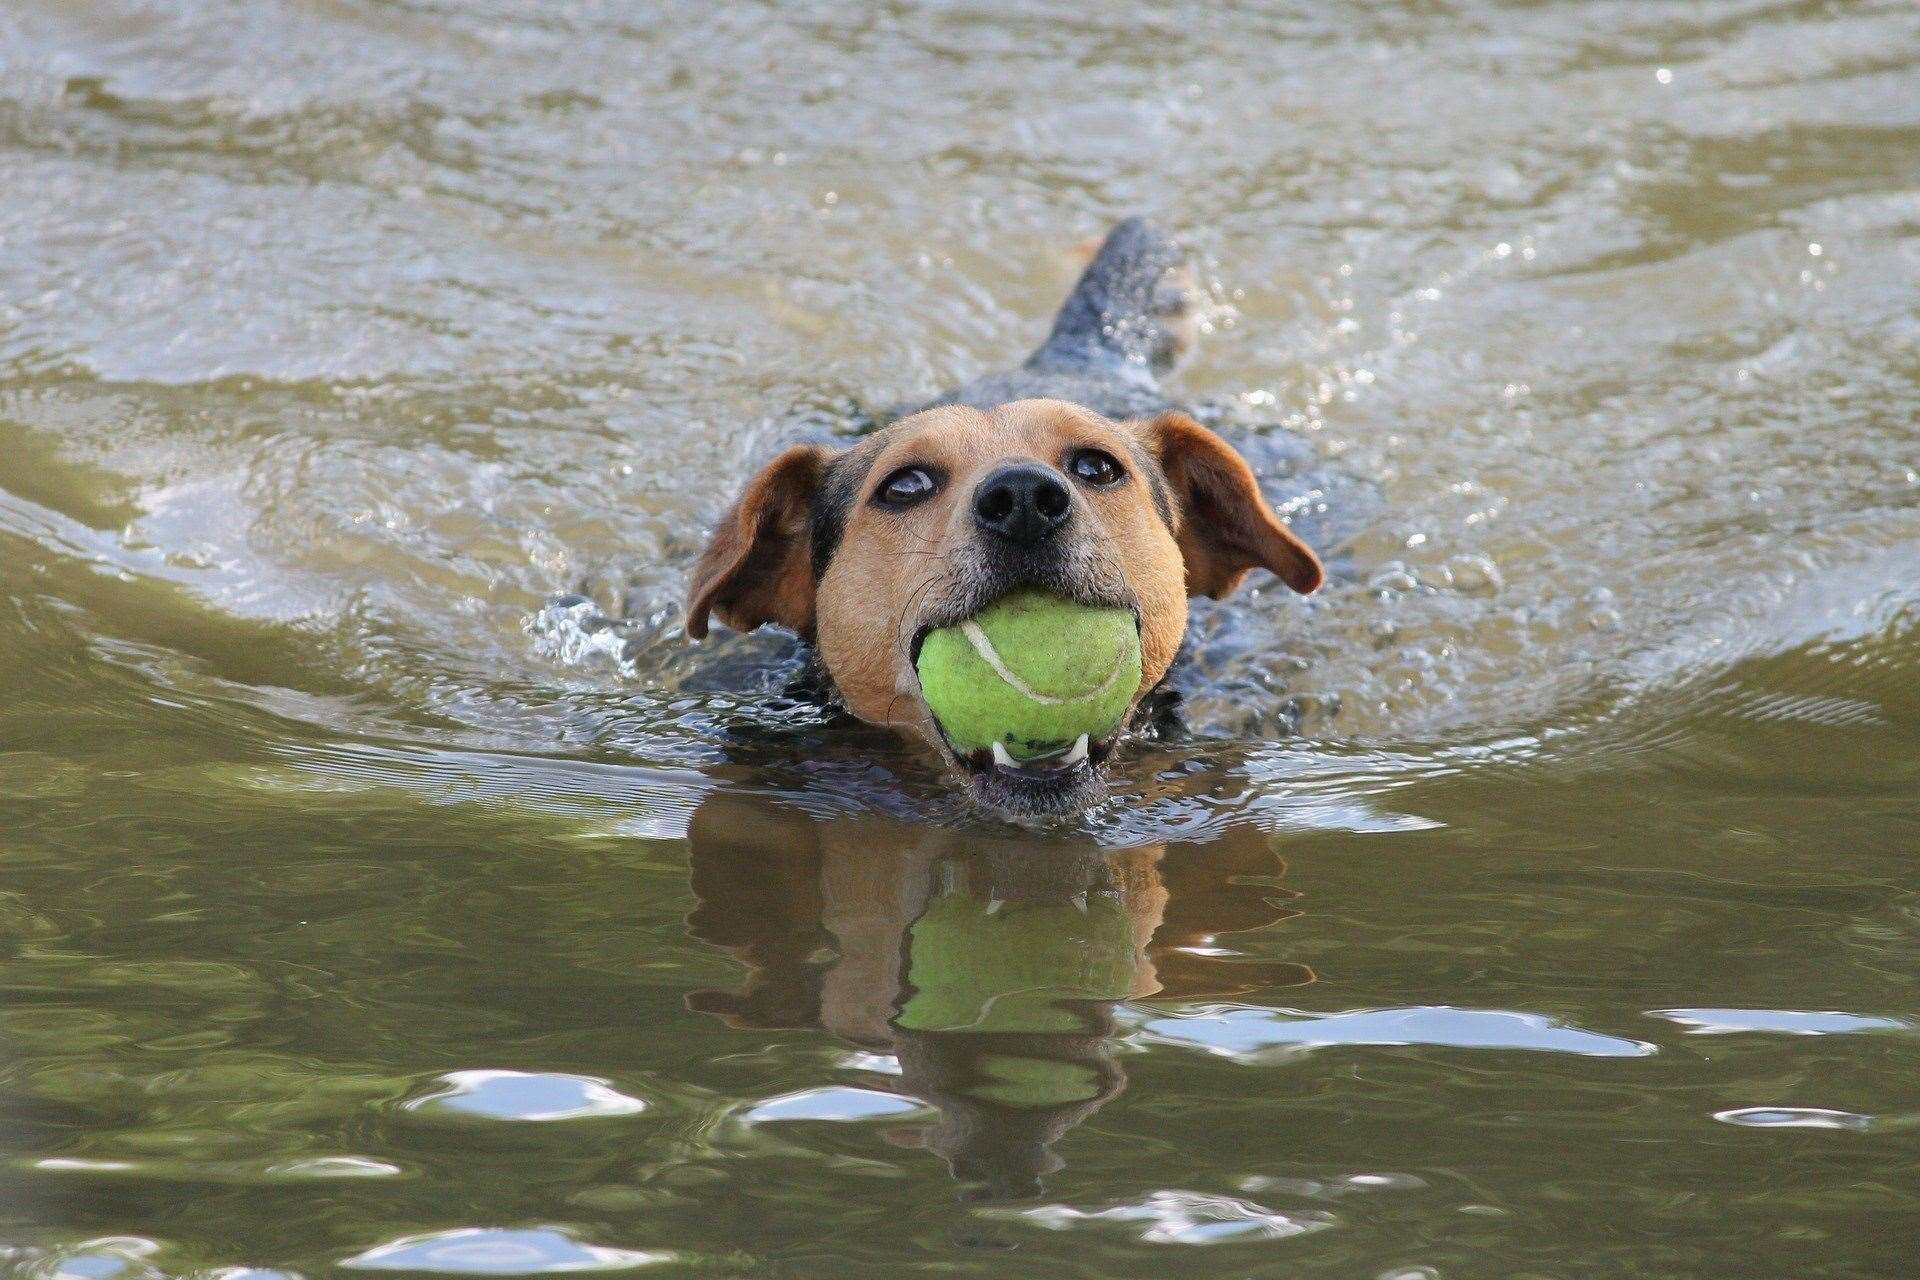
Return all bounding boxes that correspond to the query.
[989,736,1092,773]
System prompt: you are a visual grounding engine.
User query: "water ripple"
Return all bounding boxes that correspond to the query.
[741,1086,930,1124]
[1714,1107,1876,1131]
[1650,1008,1912,1036]
[400,1070,650,1123]
[1004,1189,1337,1246]
[340,1228,672,1274]
[1137,1005,1657,1061]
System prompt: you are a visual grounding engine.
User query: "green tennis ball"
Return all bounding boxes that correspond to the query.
[915,591,1142,760]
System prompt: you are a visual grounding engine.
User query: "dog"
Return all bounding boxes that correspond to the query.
[686,220,1324,817]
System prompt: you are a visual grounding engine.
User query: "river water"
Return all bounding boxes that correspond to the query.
[2,2,1917,1277]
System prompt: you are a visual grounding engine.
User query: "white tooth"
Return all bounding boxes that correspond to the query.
[1063,734,1090,766]
[991,742,1017,770]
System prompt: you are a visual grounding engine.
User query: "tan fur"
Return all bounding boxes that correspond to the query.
[812,401,1195,748]
[685,443,831,640]
[686,398,1322,765]
[1139,411,1326,598]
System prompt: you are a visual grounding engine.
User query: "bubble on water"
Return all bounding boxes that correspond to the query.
[1368,563,1420,595]
[1446,555,1502,596]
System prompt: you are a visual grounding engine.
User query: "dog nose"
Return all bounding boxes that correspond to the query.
[973,464,1072,546]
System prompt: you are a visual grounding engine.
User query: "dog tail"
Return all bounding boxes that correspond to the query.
[1025,218,1196,384]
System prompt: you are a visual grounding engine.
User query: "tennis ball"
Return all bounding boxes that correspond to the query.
[915,590,1141,760]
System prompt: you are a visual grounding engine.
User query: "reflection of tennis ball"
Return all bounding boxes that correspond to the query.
[896,889,1136,1036]
[915,591,1141,759]
[972,1053,1105,1107]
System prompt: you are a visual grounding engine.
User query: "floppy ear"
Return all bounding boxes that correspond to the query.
[686,444,833,639]
[1140,412,1324,598]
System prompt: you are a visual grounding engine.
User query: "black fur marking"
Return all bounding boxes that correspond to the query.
[1122,435,1177,532]
[808,444,877,579]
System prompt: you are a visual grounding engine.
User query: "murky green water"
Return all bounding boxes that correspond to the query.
[3,2,1919,1276]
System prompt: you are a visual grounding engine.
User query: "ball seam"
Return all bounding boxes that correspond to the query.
[958,620,1130,707]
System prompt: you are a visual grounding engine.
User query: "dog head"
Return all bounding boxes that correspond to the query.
[686,398,1322,815]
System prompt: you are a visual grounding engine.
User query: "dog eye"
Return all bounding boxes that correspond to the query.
[874,466,939,508]
[1066,448,1125,487]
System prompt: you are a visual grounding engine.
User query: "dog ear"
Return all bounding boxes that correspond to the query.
[686,444,834,639]
[1139,412,1324,598]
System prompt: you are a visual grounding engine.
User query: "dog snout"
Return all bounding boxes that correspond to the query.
[973,463,1072,548]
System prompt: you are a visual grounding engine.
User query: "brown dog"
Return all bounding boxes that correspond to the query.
[686,224,1324,816]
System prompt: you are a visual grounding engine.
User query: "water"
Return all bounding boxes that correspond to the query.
[2,1,1918,1276]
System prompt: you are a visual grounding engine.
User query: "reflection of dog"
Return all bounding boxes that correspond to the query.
[684,793,1310,1197]
[685,221,1323,816]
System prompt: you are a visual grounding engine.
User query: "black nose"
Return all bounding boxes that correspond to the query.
[973,464,1072,547]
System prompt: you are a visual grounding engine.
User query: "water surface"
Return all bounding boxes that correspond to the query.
[2,2,1918,1276]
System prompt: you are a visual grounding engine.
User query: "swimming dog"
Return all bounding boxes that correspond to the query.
[686,221,1323,817]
